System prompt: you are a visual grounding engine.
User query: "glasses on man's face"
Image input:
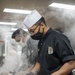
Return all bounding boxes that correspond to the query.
[29,25,39,34]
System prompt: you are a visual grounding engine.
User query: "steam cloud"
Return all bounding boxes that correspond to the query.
[0,37,38,75]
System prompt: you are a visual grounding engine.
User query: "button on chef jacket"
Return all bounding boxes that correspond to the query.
[37,28,75,75]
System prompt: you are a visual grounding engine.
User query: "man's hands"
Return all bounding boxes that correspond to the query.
[26,62,40,75]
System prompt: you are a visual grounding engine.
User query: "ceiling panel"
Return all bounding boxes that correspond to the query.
[0,0,75,30]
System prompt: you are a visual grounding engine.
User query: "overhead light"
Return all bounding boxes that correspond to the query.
[11,28,28,31]
[0,22,17,25]
[3,8,32,14]
[49,3,75,10]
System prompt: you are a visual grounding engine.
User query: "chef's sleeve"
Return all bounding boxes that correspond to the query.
[55,36,75,63]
